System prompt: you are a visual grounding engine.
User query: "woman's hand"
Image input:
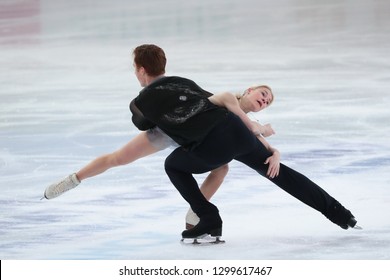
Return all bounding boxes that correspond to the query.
[264,150,280,178]
[260,123,275,137]
[251,122,275,137]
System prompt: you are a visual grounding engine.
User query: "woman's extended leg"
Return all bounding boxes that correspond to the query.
[76,131,159,181]
[44,131,160,199]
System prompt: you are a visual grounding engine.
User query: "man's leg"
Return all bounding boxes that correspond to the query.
[235,140,356,229]
[165,147,220,217]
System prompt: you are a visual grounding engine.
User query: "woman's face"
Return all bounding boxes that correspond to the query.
[244,87,273,112]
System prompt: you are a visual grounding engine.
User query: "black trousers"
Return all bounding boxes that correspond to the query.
[165,112,350,225]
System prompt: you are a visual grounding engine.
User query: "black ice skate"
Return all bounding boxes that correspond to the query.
[181,212,223,241]
[347,217,362,230]
[327,201,362,230]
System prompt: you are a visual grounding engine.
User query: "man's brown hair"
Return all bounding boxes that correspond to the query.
[133,44,166,77]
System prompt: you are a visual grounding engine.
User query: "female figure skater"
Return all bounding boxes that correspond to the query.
[43,84,276,228]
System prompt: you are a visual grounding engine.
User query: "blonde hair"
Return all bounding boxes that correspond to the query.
[237,84,274,105]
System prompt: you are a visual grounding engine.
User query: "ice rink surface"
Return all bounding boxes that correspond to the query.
[1,0,390,260]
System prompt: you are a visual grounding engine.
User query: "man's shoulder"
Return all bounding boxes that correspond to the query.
[154,76,194,86]
[143,76,198,91]
[140,76,183,91]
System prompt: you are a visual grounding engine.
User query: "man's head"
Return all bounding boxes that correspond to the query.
[133,44,166,86]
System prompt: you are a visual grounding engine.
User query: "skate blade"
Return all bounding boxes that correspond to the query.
[352,225,363,230]
[181,235,225,245]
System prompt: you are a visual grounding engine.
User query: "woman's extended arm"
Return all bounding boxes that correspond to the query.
[209,92,258,133]
[209,92,274,136]
[209,92,279,178]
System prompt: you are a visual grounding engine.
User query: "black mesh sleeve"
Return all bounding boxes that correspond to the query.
[129,99,156,130]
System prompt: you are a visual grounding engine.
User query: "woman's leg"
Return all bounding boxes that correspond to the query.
[43,132,162,199]
[44,132,162,199]
[76,131,159,181]
[200,164,229,200]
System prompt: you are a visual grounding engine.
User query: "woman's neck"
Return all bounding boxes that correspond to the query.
[238,97,250,113]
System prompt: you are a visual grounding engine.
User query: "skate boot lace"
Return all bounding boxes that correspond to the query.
[44,174,79,199]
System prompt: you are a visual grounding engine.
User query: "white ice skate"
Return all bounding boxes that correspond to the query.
[185,208,200,229]
[43,173,80,199]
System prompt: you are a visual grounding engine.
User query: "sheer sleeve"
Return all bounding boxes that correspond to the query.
[129,99,156,131]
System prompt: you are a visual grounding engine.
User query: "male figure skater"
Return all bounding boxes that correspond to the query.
[131,44,358,239]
